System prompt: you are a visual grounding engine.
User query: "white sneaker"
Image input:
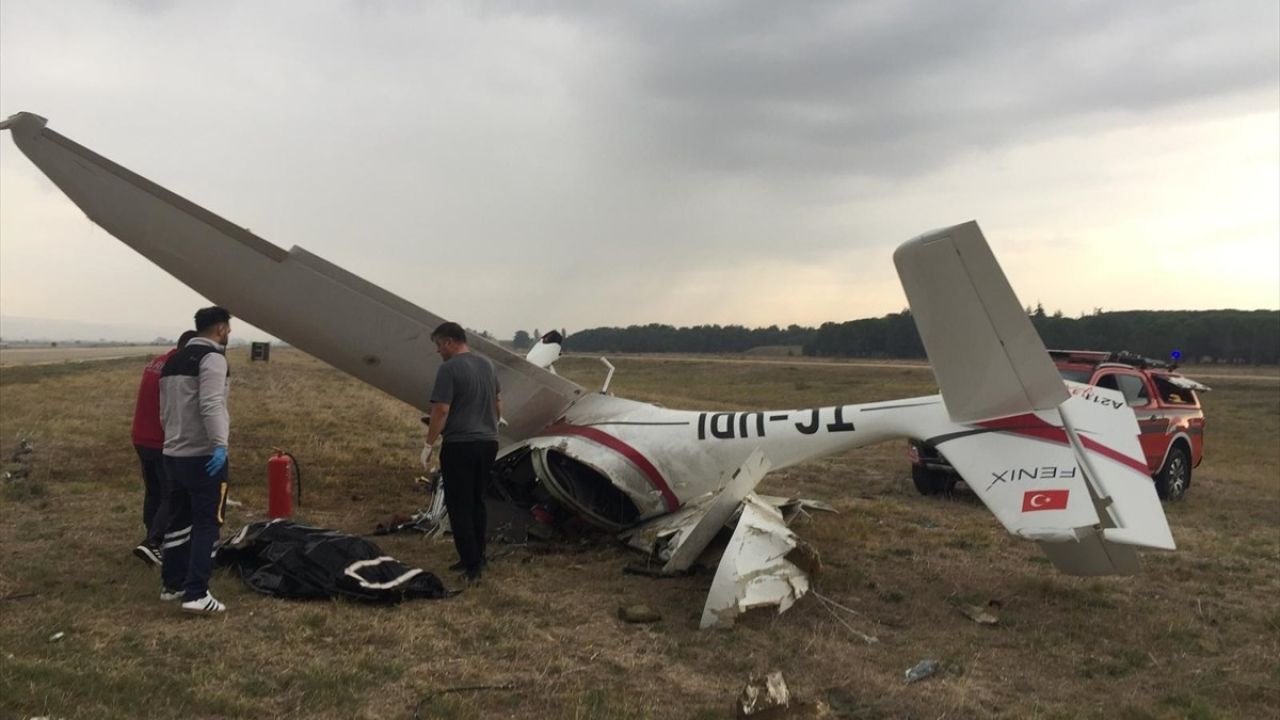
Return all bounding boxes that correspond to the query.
[160,588,183,601]
[180,592,226,615]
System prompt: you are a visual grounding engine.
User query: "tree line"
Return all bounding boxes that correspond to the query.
[562,324,814,354]
[556,309,1279,364]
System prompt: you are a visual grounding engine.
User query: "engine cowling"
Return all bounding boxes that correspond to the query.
[493,431,671,529]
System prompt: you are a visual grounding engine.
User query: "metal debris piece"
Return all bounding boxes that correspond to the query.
[737,671,791,718]
[957,603,999,625]
[48,631,65,642]
[5,437,36,481]
[617,604,662,623]
[905,659,940,684]
[619,492,714,557]
[756,495,837,513]
[701,494,812,630]
[621,485,838,561]
[811,591,877,644]
[10,438,34,461]
[664,449,771,574]
[757,495,838,526]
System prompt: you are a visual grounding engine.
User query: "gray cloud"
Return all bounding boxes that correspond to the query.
[1,0,1276,339]
[553,0,1279,178]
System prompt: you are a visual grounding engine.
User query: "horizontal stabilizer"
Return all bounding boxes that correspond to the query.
[924,385,1174,575]
[894,222,1069,423]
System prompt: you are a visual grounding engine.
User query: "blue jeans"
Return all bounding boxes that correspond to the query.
[160,455,229,601]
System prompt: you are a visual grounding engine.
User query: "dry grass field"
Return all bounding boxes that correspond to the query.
[1,349,1276,719]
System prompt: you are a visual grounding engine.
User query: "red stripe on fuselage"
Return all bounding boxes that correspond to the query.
[977,414,1147,474]
[541,424,679,511]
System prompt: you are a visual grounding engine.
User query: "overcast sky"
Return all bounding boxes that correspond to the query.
[2,0,1277,342]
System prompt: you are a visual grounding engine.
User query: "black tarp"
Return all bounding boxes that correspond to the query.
[216,520,454,602]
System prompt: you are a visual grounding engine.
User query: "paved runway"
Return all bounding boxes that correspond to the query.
[0,345,171,366]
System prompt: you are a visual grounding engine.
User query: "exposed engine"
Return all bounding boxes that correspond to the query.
[490,445,641,529]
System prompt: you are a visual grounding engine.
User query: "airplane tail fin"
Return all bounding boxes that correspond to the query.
[894,221,1069,423]
[895,222,1174,575]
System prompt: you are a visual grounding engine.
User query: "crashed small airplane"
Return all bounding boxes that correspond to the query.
[2,112,1175,628]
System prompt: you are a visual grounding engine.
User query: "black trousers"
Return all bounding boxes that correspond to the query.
[439,440,498,571]
[160,455,229,601]
[135,445,168,546]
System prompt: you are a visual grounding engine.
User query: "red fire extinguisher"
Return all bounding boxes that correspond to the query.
[268,449,302,519]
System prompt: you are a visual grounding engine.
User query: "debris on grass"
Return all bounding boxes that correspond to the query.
[48,631,65,642]
[737,671,791,718]
[10,437,34,462]
[701,496,813,630]
[904,659,940,684]
[617,604,662,623]
[812,589,878,644]
[4,437,35,481]
[957,603,999,625]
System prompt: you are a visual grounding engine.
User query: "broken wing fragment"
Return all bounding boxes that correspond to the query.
[700,494,815,630]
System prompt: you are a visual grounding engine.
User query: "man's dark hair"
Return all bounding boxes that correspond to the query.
[430,321,467,344]
[194,306,232,333]
[177,330,198,349]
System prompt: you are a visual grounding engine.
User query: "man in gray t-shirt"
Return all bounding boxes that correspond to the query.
[421,321,501,582]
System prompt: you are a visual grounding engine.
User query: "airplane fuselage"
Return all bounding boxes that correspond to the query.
[504,392,957,528]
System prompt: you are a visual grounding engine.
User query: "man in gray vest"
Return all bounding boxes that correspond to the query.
[421,321,501,583]
[158,306,232,614]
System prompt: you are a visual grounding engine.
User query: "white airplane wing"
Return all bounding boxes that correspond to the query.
[1,112,583,442]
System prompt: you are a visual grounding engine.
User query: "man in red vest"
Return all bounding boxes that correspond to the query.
[132,330,197,566]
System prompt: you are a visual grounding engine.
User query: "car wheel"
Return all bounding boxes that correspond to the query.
[912,465,937,495]
[912,465,953,496]
[1156,446,1191,501]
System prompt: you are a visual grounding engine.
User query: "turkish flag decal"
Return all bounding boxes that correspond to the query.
[1022,490,1070,512]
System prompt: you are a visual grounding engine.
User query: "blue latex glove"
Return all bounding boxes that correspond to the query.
[206,446,228,476]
